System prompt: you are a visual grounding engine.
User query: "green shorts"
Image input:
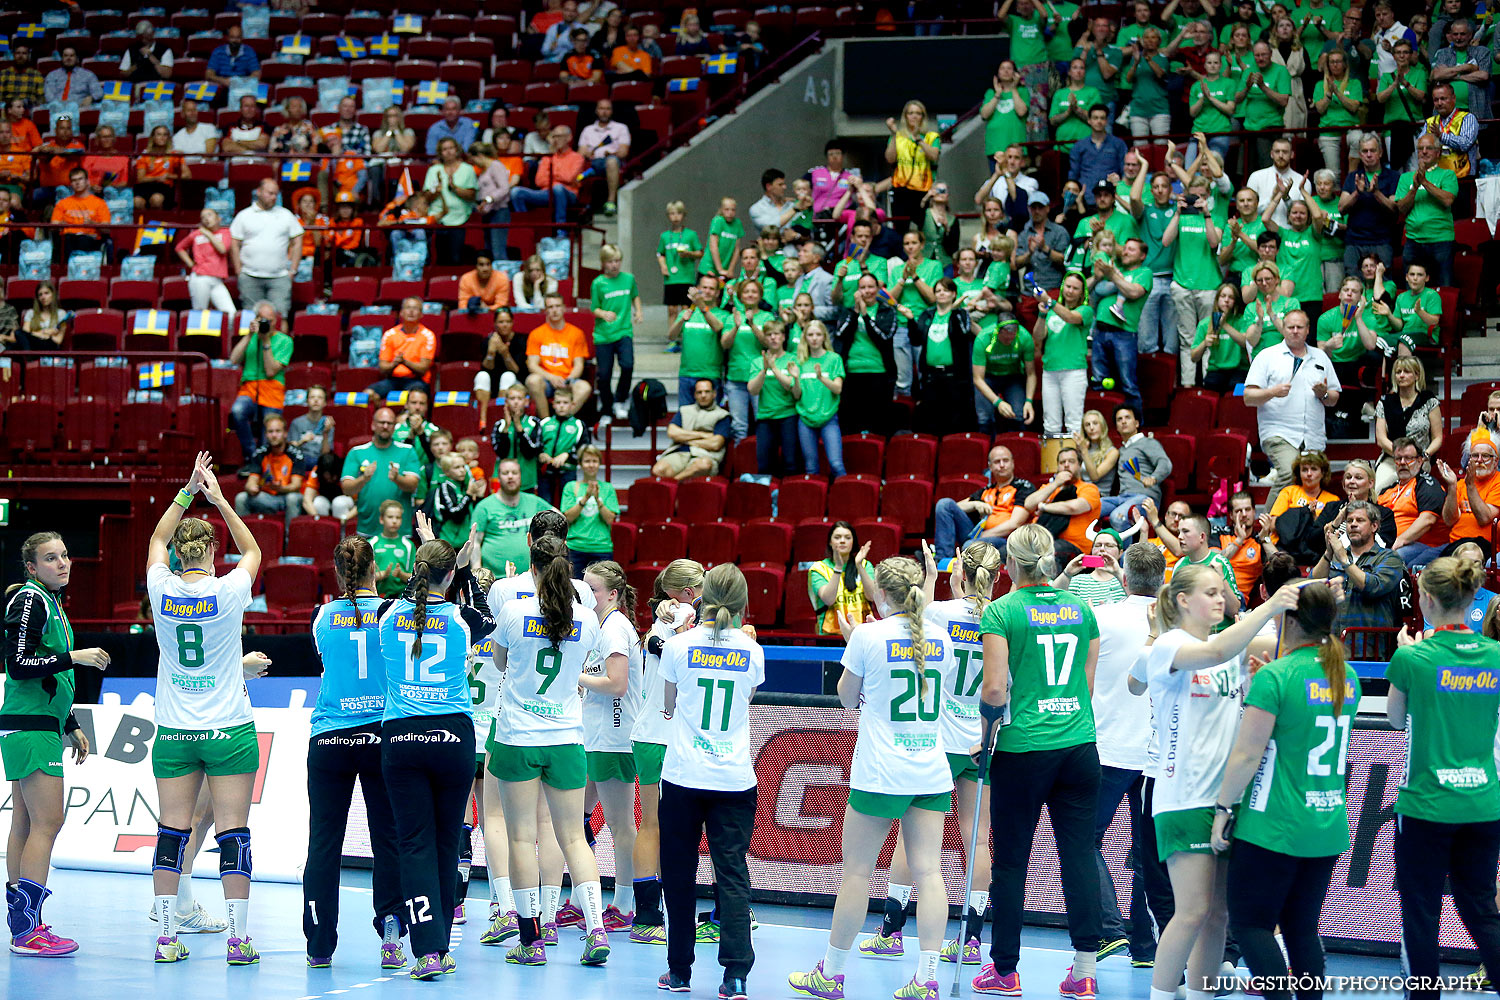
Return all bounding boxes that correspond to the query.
[633,741,667,785]
[1,730,64,781]
[948,752,980,783]
[152,722,261,779]
[847,789,951,820]
[587,750,637,783]
[487,741,587,790]
[1155,807,1217,861]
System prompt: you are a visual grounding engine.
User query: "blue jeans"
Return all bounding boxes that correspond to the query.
[975,374,1027,434]
[1403,239,1454,288]
[678,376,718,407]
[1396,542,1444,568]
[797,417,844,476]
[483,205,511,261]
[934,497,977,557]
[893,321,916,395]
[1137,274,1176,354]
[1100,492,1151,531]
[1091,323,1141,412]
[509,184,578,236]
[756,415,799,476]
[1095,766,1155,958]
[724,380,752,444]
[229,394,280,462]
[595,337,634,412]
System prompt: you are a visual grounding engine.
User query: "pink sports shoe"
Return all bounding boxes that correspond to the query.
[555,900,585,927]
[1059,968,1098,1000]
[11,925,79,957]
[602,905,634,933]
[972,964,1022,996]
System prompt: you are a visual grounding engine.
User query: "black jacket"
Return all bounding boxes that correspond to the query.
[909,306,974,380]
[831,304,898,375]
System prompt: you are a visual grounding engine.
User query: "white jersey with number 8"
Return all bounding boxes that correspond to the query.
[147,563,255,729]
[494,596,601,747]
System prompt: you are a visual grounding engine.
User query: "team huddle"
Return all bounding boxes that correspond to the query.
[6,456,1500,1000]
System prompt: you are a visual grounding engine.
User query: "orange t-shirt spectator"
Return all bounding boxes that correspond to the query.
[1025,448,1102,555]
[610,32,655,76]
[51,169,110,237]
[377,297,439,387]
[1445,431,1500,544]
[536,142,587,195]
[0,125,30,186]
[36,121,85,188]
[6,112,40,151]
[458,256,512,312]
[524,293,594,416]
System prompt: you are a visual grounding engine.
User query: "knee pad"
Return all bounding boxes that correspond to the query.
[154,824,191,874]
[216,827,253,879]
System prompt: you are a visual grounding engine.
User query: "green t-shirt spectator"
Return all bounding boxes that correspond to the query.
[700,214,744,274]
[1395,287,1442,344]
[372,534,414,598]
[1040,303,1093,371]
[1129,53,1171,117]
[1379,66,1428,123]
[1225,217,1264,275]
[472,491,555,576]
[836,253,887,308]
[1099,263,1152,329]
[922,308,961,367]
[972,320,1033,377]
[1362,279,1399,344]
[537,414,588,471]
[1046,3,1079,61]
[1396,168,1458,243]
[1171,213,1221,291]
[590,271,639,344]
[1277,227,1322,301]
[982,86,1031,155]
[340,440,423,536]
[956,274,987,307]
[1193,315,1248,371]
[1075,44,1125,103]
[1292,3,1338,59]
[658,228,702,285]
[1251,295,1299,357]
[796,351,845,428]
[1006,9,1049,67]
[724,312,769,382]
[1048,86,1099,150]
[886,256,944,313]
[754,351,798,419]
[1241,62,1292,130]
[982,261,1013,300]
[1314,77,1363,127]
[1191,76,1239,134]
[560,478,619,555]
[1316,306,1366,363]
[1219,18,1268,45]
[1140,201,1177,274]
[679,306,730,380]
[1074,209,1140,247]
[240,329,294,384]
[1309,194,1345,263]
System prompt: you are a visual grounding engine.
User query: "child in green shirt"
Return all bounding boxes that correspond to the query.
[700,196,744,278]
[657,199,704,333]
[591,243,642,420]
[371,499,414,598]
[537,385,590,506]
[430,453,483,549]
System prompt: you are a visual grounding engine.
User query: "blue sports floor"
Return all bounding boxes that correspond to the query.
[0,869,1428,998]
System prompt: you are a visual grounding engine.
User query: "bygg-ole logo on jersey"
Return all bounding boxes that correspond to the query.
[524,617,581,641]
[1437,664,1500,694]
[885,639,944,662]
[689,647,751,671]
[395,613,449,633]
[1027,604,1081,628]
[948,620,982,646]
[1306,678,1357,704]
[330,609,379,629]
[159,594,218,619]
[473,637,496,656]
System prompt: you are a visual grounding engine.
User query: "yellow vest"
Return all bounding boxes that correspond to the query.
[1424,111,1473,178]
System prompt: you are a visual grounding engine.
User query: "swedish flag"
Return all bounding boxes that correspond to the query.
[367,33,400,57]
[133,310,171,336]
[137,225,172,247]
[101,80,131,103]
[666,78,699,92]
[385,390,409,406]
[334,391,370,406]
[434,391,471,406]
[138,81,175,102]
[183,81,218,102]
[13,23,44,39]
[184,310,225,338]
[416,80,448,105]
[704,52,738,75]
[336,36,366,59]
[392,14,422,34]
[137,362,175,388]
[253,83,270,103]
[281,159,313,183]
[238,310,258,335]
[280,33,312,55]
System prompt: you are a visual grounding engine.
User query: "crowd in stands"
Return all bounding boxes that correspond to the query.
[0,1,1497,651]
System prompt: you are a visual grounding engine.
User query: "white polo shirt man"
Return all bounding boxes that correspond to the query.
[1244,310,1342,494]
[229,178,303,320]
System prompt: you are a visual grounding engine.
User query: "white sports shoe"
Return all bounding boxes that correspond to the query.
[613,403,629,420]
[149,901,229,934]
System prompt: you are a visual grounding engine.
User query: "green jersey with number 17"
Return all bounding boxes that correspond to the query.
[146,562,255,730]
[980,585,1099,753]
[1236,646,1361,857]
[492,595,600,748]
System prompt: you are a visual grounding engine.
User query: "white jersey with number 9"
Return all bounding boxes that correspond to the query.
[493,596,601,747]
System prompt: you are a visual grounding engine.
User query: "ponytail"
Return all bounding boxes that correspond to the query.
[1004,524,1057,585]
[1286,581,1349,715]
[409,540,457,663]
[875,556,930,693]
[585,560,636,622]
[531,535,575,647]
[959,541,1005,616]
[333,536,375,616]
[649,558,704,615]
[700,563,749,643]
[1154,563,1217,635]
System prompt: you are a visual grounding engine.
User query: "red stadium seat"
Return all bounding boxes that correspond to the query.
[432,403,480,440]
[1136,352,1177,420]
[377,278,425,306]
[177,310,230,358]
[114,401,171,459]
[285,362,333,392]
[287,518,343,560]
[884,432,937,478]
[58,279,106,309]
[1153,432,1201,506]
[435,361,481,393]
[936,475,985,503]
[675,476,728,523]
[793,518,836,564]
[292,312,343,361]
[840,432,885,476]
[726,438,758,479]
[687,520,739,566]
[738,518,792,566]
[61,398,113,460]
[777,475,827,522]
[264,562,320,615]
[331,276,378,309]
[625,477,676,521]
[637,521,688,563]
[993,433,1040,482]
[1168,388,1219,434]
[1198,432,1249,494]
[1214,393,1257,440]
[334,368,380,393]
[881,475,934,540]
[244,517,286,563]
[938,433,991,479]
[781,568,815,633]
[70,308,125,351]
[741,563,784,627]
[827,474,880,520]
[77,361,130,404]
[22,360,75,402]
[159,276,192,309]
[124,309,177,352]
[610,521,637,566]
[850,517,901,563]
[724,479,773,520]
[4,400,60,457]
[109,278,159,311]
